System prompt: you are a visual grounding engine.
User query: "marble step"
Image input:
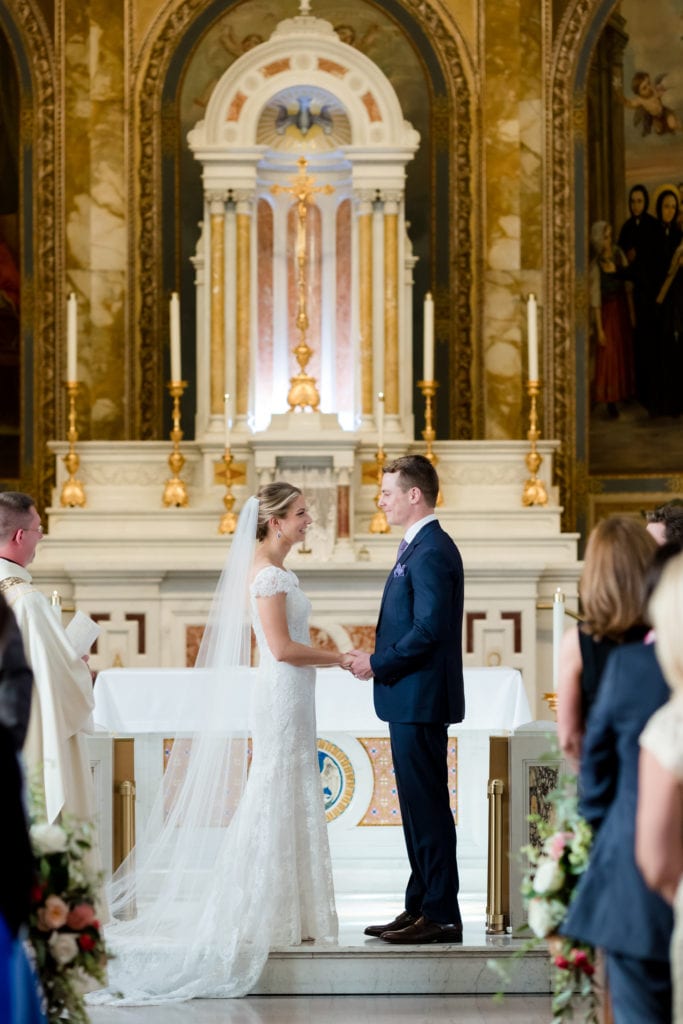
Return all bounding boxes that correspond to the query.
[255,939,551,996]
[254,896,550,996]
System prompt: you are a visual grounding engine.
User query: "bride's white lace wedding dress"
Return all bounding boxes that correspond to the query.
[89,563,337,1004]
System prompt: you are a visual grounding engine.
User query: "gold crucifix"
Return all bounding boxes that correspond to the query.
[271,157,334,411]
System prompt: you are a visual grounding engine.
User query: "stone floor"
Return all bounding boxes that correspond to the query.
[88,993,553,1023]
[88,894,551,1020]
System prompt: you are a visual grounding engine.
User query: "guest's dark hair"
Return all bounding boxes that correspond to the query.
[645,502,683,545]
[255,482,302,541]
[384,454,439,508]
[644,541,683,624]
[0,492,36,544]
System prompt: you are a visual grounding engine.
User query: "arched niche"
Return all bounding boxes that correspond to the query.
[0,2,58,511]
[548,0,683,533]
[134,0,475,444]
[187,10,420,439]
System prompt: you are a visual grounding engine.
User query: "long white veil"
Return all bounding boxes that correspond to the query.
[89,497,266,1003]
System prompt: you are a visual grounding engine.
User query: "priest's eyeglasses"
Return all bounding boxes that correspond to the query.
[24,525,43,534]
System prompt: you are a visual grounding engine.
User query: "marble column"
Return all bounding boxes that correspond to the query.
[208,192,227,417]
[235,192,253,419]
[383,194,400,416]
[357,192,374,418]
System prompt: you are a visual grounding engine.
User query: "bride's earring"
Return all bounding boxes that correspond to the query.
[276,529,282,540]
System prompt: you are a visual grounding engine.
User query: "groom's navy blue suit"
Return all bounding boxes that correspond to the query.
[370,520,465,926]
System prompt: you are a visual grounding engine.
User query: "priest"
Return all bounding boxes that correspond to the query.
[0,492,95,826]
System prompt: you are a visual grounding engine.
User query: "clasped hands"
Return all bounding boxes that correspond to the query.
[340,650,373,680]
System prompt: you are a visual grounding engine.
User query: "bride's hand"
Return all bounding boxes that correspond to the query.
[340,653,354,671]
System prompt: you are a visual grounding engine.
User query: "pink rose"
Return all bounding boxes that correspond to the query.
[67,903,96,930]
[572,949,595,975]
[548,831,574,861]
[37,895,69,931]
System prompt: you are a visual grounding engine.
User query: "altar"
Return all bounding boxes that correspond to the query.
[89,665,532,896]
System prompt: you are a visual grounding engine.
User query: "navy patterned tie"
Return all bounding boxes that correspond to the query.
[396,538,408,561]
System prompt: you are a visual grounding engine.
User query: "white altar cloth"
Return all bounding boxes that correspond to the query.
[93,666,531,735]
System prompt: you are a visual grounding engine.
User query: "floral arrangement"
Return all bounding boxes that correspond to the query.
[28,815,108,1024]
[521,774,599,1024]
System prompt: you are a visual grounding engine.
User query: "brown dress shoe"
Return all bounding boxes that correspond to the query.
[380,915,463,944]
[364,910,417,938]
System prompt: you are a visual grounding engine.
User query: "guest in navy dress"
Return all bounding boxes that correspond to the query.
[561,543,681,1024]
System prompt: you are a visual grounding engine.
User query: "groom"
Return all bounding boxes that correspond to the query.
[349,454,464,944]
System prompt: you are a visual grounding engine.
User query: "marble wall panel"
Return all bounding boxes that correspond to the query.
[482,0,543,441]
[64,0,127,439]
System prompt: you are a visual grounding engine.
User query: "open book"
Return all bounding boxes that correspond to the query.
[65,610,102,659]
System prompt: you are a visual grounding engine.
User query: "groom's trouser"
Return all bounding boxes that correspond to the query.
[389,721,462,927]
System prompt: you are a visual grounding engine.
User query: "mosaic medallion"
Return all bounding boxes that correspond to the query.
[317,738,355,822]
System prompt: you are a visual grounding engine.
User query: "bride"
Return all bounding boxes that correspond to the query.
[89,483,351,1003]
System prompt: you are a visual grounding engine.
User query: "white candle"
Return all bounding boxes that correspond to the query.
[423,292,434,381]
[67,292,78,381]
[552,587,565,691]
[224,393,232,448]
[527,293,539,382]
[170,292,182,382]
[377,391,385,450]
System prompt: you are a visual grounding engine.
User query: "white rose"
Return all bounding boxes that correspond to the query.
[30,822,68,855]
[533,857,565,895]
[48,932,79,966]
[527,896,565,938]
[71,966,100,995]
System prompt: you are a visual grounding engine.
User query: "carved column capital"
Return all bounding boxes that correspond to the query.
[206,190,228,213]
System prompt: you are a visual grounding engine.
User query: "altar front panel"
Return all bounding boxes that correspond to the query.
[91,666,531,894]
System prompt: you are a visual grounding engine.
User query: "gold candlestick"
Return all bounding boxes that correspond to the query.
[522,379,548,507]
[60,381,86,507]
[163,381,189,508]
[369,447,390,534]
[218,448,238,534]
[418,379,443,506]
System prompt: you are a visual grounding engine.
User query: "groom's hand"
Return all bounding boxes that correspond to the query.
[348,650,373,680]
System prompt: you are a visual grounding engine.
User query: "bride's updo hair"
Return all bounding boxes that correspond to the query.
[256,482,302,541]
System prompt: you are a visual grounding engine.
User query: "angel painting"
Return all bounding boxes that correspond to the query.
[617,70,681,136]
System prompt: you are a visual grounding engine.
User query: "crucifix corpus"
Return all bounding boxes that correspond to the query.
[271,156,334,411]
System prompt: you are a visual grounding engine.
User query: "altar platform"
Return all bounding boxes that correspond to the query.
[250,893,549,996]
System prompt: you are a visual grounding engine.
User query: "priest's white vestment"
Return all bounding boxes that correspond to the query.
[0,558,95,825]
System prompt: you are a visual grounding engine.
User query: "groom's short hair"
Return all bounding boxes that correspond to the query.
[385,455,439,508]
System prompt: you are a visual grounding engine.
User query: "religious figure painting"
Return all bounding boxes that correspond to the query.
[587,0,683,478]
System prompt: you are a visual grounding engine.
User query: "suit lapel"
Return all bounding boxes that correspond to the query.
[376,521,439,630]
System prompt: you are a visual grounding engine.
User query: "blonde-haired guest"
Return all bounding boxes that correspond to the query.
[637,550,683,1023]
[557,516,656,767]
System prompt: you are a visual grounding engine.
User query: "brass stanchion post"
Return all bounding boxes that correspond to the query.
[486,778,506,934]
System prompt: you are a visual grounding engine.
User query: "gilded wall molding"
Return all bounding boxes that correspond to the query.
[135,0,476,441]
[136,0,208,439]
[402,0,476,440]
[3,0,58,511]
[546,0,604,529]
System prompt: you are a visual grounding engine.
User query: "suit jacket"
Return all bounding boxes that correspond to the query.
[561,642,673,960]
[370,520,464,724]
